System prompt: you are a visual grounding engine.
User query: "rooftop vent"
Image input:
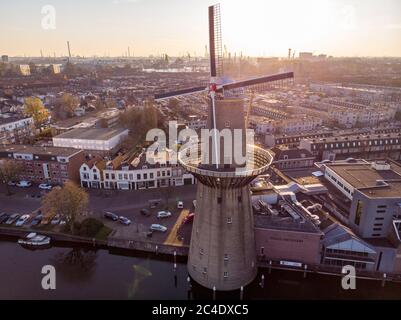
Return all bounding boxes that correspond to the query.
[376,180,388,186]
[371,161,391,171]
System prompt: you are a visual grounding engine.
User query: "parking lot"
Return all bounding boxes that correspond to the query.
[0,183,197,245]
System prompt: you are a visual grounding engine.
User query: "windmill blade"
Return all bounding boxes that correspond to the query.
[154,86,207,100]
[221,72,294,93]
[208,4,223,78]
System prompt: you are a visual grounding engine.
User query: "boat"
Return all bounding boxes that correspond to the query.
[18,233,51,247]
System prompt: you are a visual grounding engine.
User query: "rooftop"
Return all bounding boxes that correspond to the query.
[0,114,32,126]
[303,132,401,144]
[54,127,128,141]
[0,145,82,157]
[326,160,401,198]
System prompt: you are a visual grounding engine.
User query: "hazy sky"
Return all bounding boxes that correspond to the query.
[1,0,400,57]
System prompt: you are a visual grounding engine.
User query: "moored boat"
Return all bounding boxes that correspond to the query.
[18,233,51,247]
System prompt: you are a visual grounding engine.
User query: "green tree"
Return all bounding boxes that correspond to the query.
[24,97,50,127]
[42,181,89,235]
[0,160,22,195]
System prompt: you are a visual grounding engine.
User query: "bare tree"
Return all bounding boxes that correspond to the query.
[42,181,89,234]
[0,160,22,195]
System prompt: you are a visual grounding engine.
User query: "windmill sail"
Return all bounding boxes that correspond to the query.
[221,72,294,93]
[153,4,294,101]
[208,4,223,79]
[154,86,207,100]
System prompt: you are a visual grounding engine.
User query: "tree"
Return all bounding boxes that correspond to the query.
[60,93,80,117]
[119,102,160,139]
[42,181,89,235]
[0,160,22,195]
[24,97,50,127]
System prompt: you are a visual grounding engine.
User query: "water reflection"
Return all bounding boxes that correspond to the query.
[128,260,153,299]
[0,236,400,300]
[51,248,97,282]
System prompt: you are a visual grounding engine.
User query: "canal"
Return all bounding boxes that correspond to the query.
[1,237,400,300]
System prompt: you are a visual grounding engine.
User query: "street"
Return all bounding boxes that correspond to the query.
[0,183,197,245]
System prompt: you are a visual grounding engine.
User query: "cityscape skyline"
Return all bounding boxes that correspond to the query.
[1,0,401,58]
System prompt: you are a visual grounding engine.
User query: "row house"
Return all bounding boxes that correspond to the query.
[252,105,288,120]
[80,149,195,190]
[300,133,401,161]
[255,116,323,135]
[0,145,85,184]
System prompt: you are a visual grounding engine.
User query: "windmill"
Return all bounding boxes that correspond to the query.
[152,3,294,291]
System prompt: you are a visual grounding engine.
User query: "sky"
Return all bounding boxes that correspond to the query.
[0,0,400,58]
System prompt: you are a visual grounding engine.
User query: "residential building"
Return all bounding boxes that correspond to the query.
[185,115,207,130]
[271,146,315,170]
[0,145,85,184]
[300,132,401,161]
[80,149,195,190]
[254,115,322,135]
[0,115,35,144]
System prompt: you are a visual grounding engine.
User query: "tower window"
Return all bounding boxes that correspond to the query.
[227,217,232,224]
[238,196,242,203]
[224,254,229,261]
[223,272,228,278]
[225,121,230,128]
[217,197,222,204]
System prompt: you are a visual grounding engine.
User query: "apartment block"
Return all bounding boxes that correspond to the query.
[0,145,85,184]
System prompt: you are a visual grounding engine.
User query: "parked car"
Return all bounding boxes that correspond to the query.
[0,213,10,224]
[50,214,61,225]
[150,224,167,232]
[182,213,195,225]
[30,214,43,226]
[15,214,30,226]
[157,211,172,219]
[140,209,151,217]
[39,183,52,190]
[17,181,32,188]
[104,212,118,221]
[177,201,184,209]
[6,213,20,225]
[118,216,131,226]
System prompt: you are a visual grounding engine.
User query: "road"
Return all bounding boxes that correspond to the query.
[0,183,197,245]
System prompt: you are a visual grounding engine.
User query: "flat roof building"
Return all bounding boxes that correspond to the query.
[53,127,129,152]
[0,145,85,184]
[318,159,401,241]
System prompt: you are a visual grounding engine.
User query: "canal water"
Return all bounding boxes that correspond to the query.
[0,237,400,300]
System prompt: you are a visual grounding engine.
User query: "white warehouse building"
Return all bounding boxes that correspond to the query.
[53,128,129,152]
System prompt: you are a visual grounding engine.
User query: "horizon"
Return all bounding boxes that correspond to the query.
[1,0,401,58]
